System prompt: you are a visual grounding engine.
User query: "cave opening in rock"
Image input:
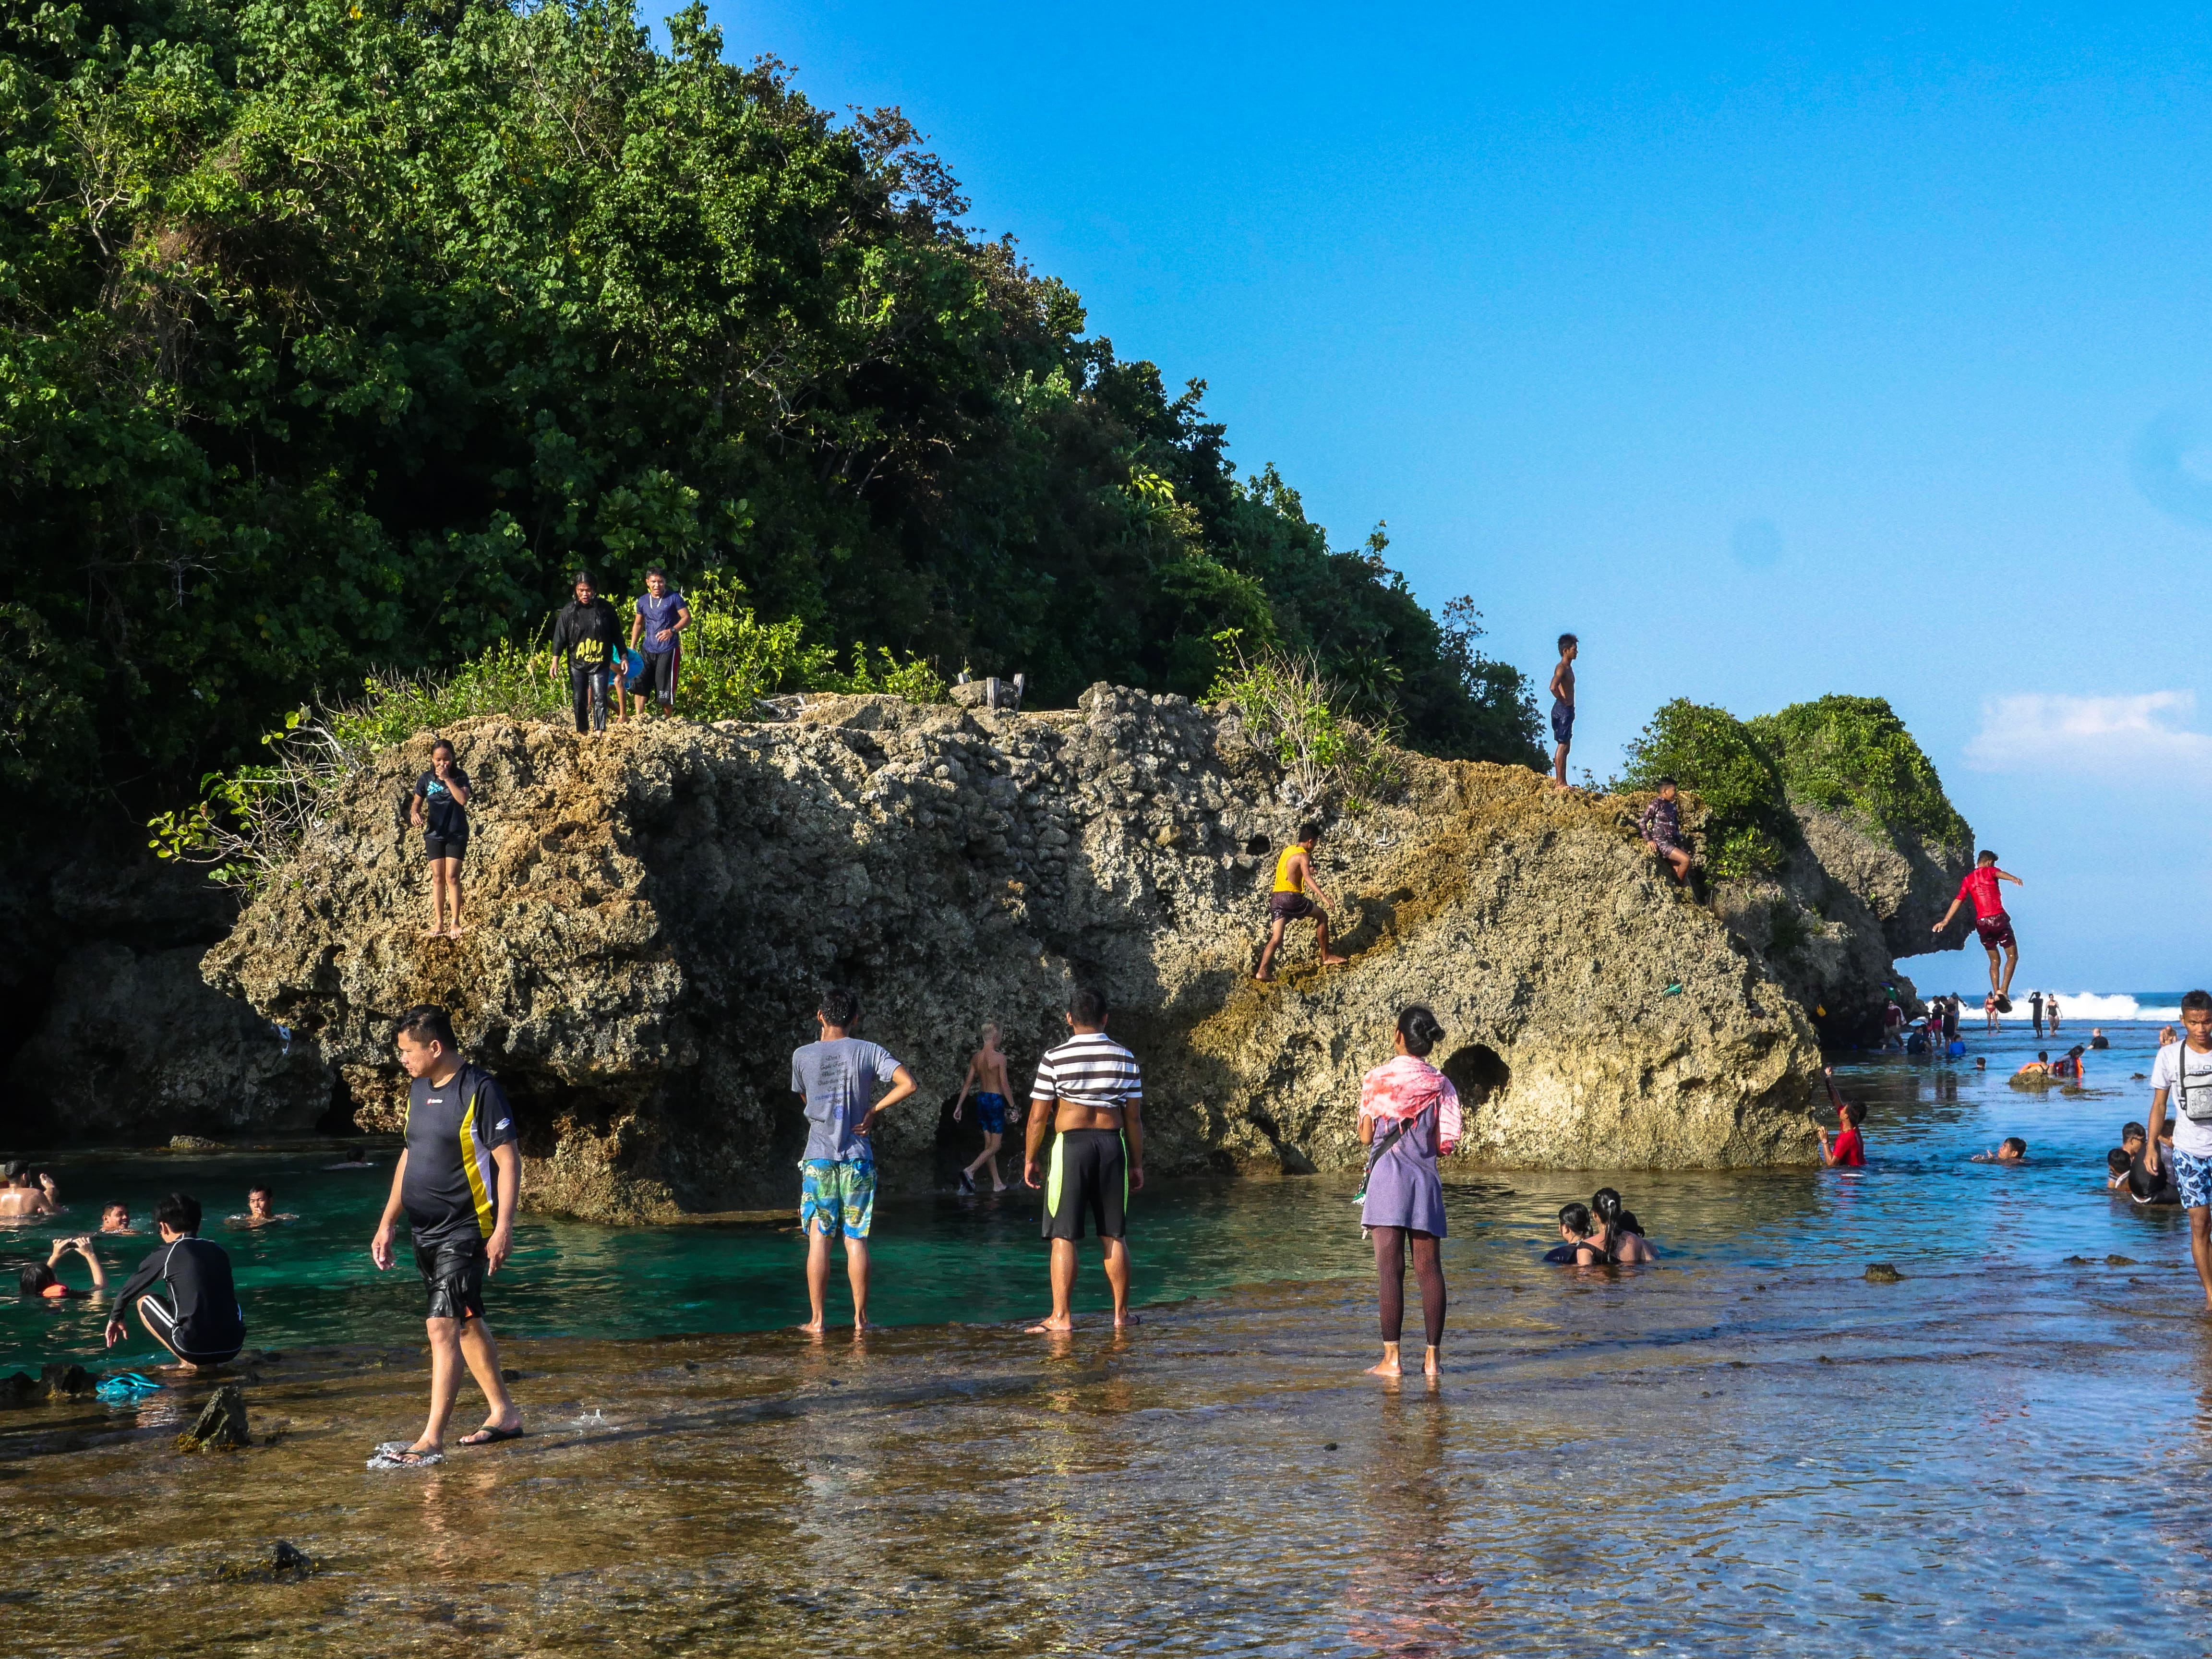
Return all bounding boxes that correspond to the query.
[1440,1044,1510,1105]
[1244,834,1271,856]
[314,1071,360,1137]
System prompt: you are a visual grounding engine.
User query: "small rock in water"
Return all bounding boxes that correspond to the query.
[0,1372,36,1407]
[2105,1254,2138,1266]
[177,1384,251,1452]
[2064,1255,2094,1266]
[1863,1263,1903,1285]
[1323,1443,1338,1451]
[215,1539,315,1582]
[169,1134,223,1151]
[501,1368,522,1381]
[41,1363,95,1399]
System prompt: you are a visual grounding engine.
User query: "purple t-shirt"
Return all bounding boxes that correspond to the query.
[636,589,686,654]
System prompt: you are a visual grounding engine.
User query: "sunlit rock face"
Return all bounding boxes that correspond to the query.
[206,686,1828,1222]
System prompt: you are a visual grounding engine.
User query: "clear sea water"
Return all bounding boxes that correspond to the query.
[0,1001,2185,1374]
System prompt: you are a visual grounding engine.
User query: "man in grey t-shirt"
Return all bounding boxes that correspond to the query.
[791,986,915,1334]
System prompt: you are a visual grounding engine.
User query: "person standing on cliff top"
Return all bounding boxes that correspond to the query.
[626,565,691,719]
[1548,634,1577,787]
[1932,850,2022,1013]
[1023,986,1145,1333]
[409,738,471,939]
[369,1005,525,1465]
[547,570,623,735]
[1254,824,1348,983]
[792,988,917,1335]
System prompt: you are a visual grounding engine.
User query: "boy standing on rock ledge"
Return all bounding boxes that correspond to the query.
[792,988,917,1335]
[1549,633,1577,787]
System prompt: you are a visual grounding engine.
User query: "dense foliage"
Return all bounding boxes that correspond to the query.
[1619,698,1791,879]
[1748,696,1970,846]
[1,0,1540,828]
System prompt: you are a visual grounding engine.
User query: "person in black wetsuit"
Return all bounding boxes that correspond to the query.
[369,1004,524,1463]
[104,1192,243,1372]
[547,570,623,735]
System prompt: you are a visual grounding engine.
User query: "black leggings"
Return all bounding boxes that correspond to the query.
[570,663,611,733]
[1372,1226,1445,1347]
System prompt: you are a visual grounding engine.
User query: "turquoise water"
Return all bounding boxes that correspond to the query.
[1,1015,2186,1372]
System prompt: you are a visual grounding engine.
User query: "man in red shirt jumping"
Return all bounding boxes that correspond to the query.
[1933,849,2022,1013]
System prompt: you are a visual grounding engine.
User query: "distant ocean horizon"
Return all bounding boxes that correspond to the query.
[1915,989,2190,1022]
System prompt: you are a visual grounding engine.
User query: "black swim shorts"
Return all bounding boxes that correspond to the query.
[139,1295,244,1367]
[644,648,678,704]
[415,1236,489,1322]
[1268,890,1317,922]
[423,831,468,863]
[1551,701,1575,745]
[1043,1128,1127,1243]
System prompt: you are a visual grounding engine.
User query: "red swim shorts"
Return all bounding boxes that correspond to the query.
[1975,911,2016,950]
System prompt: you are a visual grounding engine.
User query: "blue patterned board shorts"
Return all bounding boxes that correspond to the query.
[800,1158,877,1239]
[973,1092,1009,1135]
[2172,1147,2212,1210]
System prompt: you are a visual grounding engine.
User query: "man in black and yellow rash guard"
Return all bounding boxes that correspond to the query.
[370,1004,525,1464]
[547,568,624,735]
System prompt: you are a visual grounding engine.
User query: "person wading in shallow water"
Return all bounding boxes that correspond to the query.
[1357,1005,1462,1380]
[1023,986,1144,1332]
[791,988,917,1335]
[2143,990,2212,1312]
[370,1005,524,1463]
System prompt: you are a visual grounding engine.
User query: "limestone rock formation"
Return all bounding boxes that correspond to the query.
[205,686,1828,1221]
[9,941,332,1141]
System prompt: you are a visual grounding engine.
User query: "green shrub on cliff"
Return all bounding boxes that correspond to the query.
[1747,695,1969,845]
[2,0,1539,848]
[1620,699,1791,879]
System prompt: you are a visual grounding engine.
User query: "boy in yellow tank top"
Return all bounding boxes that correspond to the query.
[1254,823,1348,982]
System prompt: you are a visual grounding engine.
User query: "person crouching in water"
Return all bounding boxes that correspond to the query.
[1357,1004,1462,1379]
[1590,1187,1655,1262]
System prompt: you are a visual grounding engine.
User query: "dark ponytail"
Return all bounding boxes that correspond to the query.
[1558,1202,1594,1237]
[1591,1187,1644,1238]
[1397,1004,1446,1058]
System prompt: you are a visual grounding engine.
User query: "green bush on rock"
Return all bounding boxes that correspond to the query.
[1620,699,1791,879]
[1747,695,1969,845]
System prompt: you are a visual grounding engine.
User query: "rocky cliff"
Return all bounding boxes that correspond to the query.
[204,687,1831,1221]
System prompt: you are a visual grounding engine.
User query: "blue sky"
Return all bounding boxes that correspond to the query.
[710,0,2212,990]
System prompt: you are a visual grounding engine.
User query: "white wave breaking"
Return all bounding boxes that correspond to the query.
[1996,991,2185,1023]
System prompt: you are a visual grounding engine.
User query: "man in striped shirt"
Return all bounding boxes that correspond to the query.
[1022,986,1145,1332]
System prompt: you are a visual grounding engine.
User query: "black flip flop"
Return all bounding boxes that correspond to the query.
[457,1424,526,1446]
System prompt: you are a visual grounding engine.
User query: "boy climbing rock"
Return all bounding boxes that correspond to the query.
[1254,824,1347,983]
[1933,850,2022,1012]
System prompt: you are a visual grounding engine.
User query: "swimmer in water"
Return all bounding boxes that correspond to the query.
[228,1185,298,1226]
[1589,1187,1655,1263]
[1816,1069,1867,1166]
[1545,1203,1611,1266]
[2050,1045,2087,1081]
[2015,1052,2051,1078]
[98,1203,133,1234]
[0,1165,56,1220]
[21,1237,107,1299]
[324,1146,375,1170]
[953,1022,1016,1194]
[1972,1137,2028,1164]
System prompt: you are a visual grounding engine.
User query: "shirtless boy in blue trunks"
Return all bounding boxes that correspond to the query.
[954,1022,1017,1194]
[1549,633,1577,787]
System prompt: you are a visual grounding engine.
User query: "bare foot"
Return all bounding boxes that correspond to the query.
[852,1319,872,1335]
[798,1318,826,1335]
[446,923,471,938]
[1112,1310,1142,1327]
[422,927,446,939]
[1365,1357,1402,1377]
[1025,1315,1074,1334]
[1252,973,1273,984]
[1321,955,1350,967]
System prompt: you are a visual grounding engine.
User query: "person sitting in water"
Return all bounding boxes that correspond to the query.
[2121,1121,2179,1204]
[2109,1147,2138,1189]
[105,1192,245,1373]
[2014,1052,2051,1079]
[2160,1025,2180,1048]
[1589,1187,1655,1263]
[2049,1045,2088,1081]
[0,1164,56,1219]
[228,1185,298,1227]
[323,1146,374,1170]
[21,1237,107,1299]
[98,1203,133,1234]
[1974,1057,1988,1071]
[1816,1069,1867,1166]
[1545,1203,1612,1265]
[1972,1138,2028,1164]
[2090,1028,2110,1050]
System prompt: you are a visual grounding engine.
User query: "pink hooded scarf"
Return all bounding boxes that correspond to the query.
[1358,1055,1462,1155]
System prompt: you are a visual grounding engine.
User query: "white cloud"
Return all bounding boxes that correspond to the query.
[1966,691,2212,772]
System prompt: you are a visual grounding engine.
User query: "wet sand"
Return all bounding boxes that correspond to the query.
[5,1250,2206,1657]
